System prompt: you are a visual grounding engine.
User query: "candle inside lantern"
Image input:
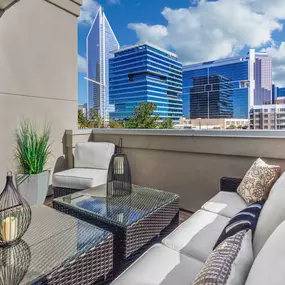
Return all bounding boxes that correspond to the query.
[114,156,124,175]
[1,216,17,242]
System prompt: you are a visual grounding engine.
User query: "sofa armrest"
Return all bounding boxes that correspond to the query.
[220,177,242,192]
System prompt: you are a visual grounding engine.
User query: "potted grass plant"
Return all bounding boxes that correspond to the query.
[15,120,52,206]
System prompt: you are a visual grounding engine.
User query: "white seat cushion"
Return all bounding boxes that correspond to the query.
[245,220,285,285]
[253,172,285,257]
[162,209,230,262]
[74,142,115,169]
[111,244,204,285]
[52,168,107,190]
[202,191,247,218]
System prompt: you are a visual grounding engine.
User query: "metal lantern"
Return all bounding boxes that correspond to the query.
[107,139,132,196]
[0,172,31,246]
[0,239,31,285]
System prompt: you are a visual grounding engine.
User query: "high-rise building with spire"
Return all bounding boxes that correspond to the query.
[87,7,119,120]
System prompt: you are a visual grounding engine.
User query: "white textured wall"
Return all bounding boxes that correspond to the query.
[0,0,81,190]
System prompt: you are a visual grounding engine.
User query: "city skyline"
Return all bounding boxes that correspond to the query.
[78,0,285,107]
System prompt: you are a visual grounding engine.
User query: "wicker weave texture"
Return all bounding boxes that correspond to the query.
[44,236,113,285]
[53,187,81,198]
[220,177,242,192]
[53,196,179,276]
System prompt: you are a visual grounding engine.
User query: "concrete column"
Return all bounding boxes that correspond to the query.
[0,0,82,189]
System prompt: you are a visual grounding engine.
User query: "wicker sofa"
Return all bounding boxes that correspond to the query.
[111,173,285,285]
[52,142,115,198]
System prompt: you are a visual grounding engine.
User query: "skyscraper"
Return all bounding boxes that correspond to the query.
[183,49,272,119]
[87,7,119,120]
[254,52,272,105]
[109,42,183,121]
[190,75,233,119]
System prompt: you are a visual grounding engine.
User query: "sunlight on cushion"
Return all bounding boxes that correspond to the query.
[203,201,228,213]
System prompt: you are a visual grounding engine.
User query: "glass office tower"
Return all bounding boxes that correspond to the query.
[278,88,285,97]
[87,7,120,120]
[190,75,233,119]
[109,42,183,121]
[183,49,272,119]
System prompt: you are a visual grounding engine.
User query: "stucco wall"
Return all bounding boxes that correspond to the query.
[65,129,285,212]
[0,0,81,189]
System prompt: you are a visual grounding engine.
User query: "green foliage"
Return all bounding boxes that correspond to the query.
[227,124,237,129]
[159,117,174,129]
[126,102,159,129]
[78,107,104,129]
[109,120,124,128]
[78,110,88,128]
[15,120,52,174]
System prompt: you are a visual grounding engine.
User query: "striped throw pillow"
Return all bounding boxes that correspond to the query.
[214,200,265,249]
[193,230,253,285]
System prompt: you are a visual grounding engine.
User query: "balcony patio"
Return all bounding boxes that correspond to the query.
[62,128,285,212]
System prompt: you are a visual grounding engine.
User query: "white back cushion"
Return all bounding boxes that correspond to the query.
[245,221,285,285]
[74,142,115,169]
[253,172,285,257]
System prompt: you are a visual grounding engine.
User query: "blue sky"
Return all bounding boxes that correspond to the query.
[78,0,285,104]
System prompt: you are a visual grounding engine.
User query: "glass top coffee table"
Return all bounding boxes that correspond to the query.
[53,184,179,275]
[0,205,113,285]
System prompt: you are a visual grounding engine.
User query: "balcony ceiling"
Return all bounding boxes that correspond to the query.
[0,0,17,10]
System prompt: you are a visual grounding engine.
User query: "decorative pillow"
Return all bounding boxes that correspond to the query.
[214,200,265,248]
[193,230,253,285]
[237,158,280,204]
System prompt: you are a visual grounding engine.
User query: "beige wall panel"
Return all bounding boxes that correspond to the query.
[0,0,78,101]
[0,95,77,187]
[0,0,79,190]
[89,131,285,212]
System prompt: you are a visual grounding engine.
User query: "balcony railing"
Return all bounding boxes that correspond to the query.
[64,129,285,212]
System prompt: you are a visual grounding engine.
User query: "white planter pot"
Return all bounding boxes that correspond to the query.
[16,171,50,206]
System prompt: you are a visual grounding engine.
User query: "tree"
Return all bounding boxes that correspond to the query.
[227,124,237,129]
[78,107,104,129]
[159,117,174,129]
[88,107,104,128]
[126,102,159,129]
[78,110,88,129]
[109,120,124,129]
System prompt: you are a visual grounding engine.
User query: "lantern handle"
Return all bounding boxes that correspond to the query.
[7,171,13,177]
[118,138,123,154]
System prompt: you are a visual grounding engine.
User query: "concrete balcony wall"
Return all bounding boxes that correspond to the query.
[0,0,82,189]
[66,129,285,212]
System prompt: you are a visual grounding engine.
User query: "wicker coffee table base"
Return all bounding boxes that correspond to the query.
[54,198,179,277]
[32,235,113,285]
[53,187,81,199]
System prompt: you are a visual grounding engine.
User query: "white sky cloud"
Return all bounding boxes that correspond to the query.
[78,54,87,73]
[266,43,285,87]
[129,0,283,64]
[78,0,99,25]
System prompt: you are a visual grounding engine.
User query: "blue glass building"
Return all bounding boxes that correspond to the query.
[109,42,183,121]
[183,49,272,119]
[87,7,120,120]
[190,75,233,119]
[278,87,285,97]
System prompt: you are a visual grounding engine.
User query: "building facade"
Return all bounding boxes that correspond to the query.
[87,7,119,120]
[109,42,183,121]
[190,75,233,119]
[78,103,87,117]
[250,105,285,129]
[183,49,272,119]
[278,87,285,97]
[254,53,272,105]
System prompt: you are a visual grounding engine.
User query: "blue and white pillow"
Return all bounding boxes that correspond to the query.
[214,200,265,249]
